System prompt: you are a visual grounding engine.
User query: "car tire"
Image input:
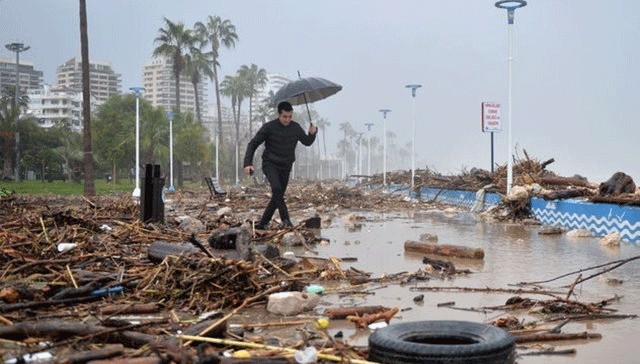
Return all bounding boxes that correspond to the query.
[368,320,515,364]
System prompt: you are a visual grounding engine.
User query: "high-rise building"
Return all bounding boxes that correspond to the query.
[0,56,43,94]
[55,57,121,106]
[26,84,96,133]
[142,56,209,119]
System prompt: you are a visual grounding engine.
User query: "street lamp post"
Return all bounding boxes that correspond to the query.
[356,132,364,176]
[130,87,145,198]
[167,111,175,191]
[405,85,422,192]
[5,43,29,110]
[378,109,391,186]
[5,42,30,181]
[495,0,527,195]
[365,122,374,176]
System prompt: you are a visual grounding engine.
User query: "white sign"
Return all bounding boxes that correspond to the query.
[482,102,502,133]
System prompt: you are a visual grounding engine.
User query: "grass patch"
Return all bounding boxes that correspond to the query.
[1,179,211,196]
[1,179,135,195]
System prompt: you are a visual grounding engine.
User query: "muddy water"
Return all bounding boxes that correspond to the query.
[298,209,640,364]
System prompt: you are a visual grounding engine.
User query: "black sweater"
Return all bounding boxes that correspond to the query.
[243,119,316,168]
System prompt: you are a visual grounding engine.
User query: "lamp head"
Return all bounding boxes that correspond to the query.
[129,86,145,96]
[406,84,422,97]
[495,0,527,24]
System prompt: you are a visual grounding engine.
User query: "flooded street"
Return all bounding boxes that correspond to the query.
[303,208,639,364]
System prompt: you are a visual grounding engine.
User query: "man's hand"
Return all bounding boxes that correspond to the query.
[244,166,254,175]
[309,124,318,135]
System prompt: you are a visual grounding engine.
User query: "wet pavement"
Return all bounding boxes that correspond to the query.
[284,208,639,364]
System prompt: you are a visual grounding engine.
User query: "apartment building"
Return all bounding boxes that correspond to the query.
[0,56,43,95]
[26,84,96,133]
[142,56,209,118]
[55,57,121,106]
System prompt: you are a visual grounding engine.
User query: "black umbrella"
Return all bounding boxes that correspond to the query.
[270,74,342,125]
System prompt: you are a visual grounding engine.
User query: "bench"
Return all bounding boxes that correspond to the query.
[204,177,226,198]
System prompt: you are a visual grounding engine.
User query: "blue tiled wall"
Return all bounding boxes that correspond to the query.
[531,197,640,243]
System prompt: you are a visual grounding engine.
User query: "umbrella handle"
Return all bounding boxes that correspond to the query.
[298,71,313,126]
[302,92,313,126]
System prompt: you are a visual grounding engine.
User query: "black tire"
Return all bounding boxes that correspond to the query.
[368,320,515,364]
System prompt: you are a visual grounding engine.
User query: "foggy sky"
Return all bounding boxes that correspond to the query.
[2,0,639,183]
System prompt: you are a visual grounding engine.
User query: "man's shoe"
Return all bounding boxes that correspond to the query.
[281,219,293,228]
[254,223,268,230]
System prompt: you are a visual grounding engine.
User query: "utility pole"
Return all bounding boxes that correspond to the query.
[5,42,30,182]
[495,0,527,194]
[405,84,422,192]
[130,87,145,198]
[378,109,391,186]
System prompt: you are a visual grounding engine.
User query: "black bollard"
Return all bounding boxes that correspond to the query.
[140,164,165,223]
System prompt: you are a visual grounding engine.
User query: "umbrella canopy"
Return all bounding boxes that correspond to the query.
[270,77,342,107]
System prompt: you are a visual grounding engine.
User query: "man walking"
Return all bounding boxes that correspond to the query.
[243,101,317,229]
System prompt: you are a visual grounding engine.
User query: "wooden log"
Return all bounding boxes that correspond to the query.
[347,307,399,329]
[87,358,161,364]
[0,321,180,348]
[324,305,389,319]
[514,332,602,343]
[539,176,593,188]
[540,158,555,169]
[542,189,591,200]
[100,303,162,315]
[57,345,123,364]
[404,241,484,260]
[519,348,577,356]
[0,294,102,313]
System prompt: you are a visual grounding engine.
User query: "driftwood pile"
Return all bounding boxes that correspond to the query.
[364,149,639,204]
[363,149,561,194]
[0,192,382,364]
[0,160,638,363]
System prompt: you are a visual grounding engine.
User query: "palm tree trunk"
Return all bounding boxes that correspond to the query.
[237,101,243,185]
[174,71,181,113]
[2,131,14,178]
[322,132,327,157]
[248,95,253,137]
[193,80,201,123]
[79,0,95,196]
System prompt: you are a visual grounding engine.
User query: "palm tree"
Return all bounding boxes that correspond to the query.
[153,18,193,113]
[399,147,409,168]
[194,16,238,151]
[338,122,357,173]
[183,47,213,124]
[315,117,331,157]
[52,120,83,184]
[238,64,267,137]
[338,122,355,142]
[0,88,21,179]
[256,98,275,125]
[79,0,95,195]
[220,73,251,184]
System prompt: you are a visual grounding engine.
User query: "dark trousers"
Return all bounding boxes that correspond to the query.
[259,163,291,225]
